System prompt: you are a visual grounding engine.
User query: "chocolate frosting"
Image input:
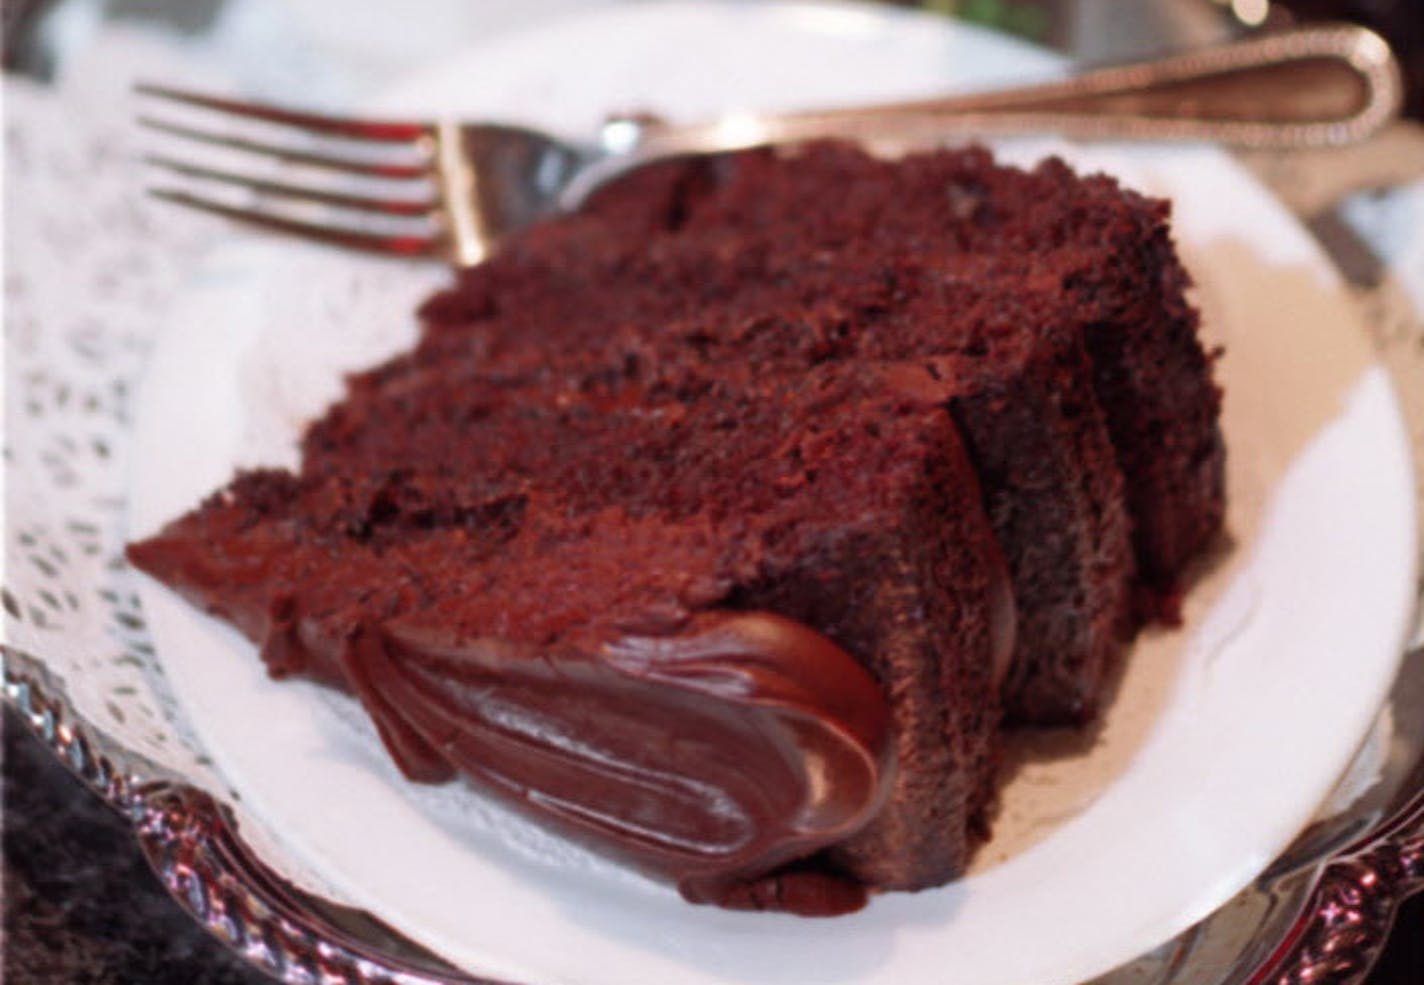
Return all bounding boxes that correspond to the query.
[336,611,894,915]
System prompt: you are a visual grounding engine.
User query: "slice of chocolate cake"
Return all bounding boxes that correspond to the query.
[128,142,1223,913]
[130,361,1015,912]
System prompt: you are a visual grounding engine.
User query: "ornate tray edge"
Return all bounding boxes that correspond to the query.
[1250,771,1424,984]
[2,645,495,985]
[6,641,1424,985]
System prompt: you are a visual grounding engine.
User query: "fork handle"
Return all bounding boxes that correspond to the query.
[614,24,1401,158]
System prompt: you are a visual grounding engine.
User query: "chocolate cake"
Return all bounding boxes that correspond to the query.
[127,143,1224,915]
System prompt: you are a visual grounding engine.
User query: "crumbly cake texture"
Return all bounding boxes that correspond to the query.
[127,143,1223,912]
[414,143,1221,720]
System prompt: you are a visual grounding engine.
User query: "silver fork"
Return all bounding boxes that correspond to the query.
[139,23,1401,268]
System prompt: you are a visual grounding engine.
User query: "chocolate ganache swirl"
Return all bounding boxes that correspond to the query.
[337,611,894,915]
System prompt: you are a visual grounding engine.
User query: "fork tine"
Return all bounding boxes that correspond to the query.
[138,117,432,180]
[145,155,437,217]
[136,83,431,143]
[149,188,445,259]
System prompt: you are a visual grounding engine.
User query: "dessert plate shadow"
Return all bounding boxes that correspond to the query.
[125,4,1418,984]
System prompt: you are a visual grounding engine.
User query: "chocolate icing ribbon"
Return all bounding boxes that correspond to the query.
[339,610,893,913]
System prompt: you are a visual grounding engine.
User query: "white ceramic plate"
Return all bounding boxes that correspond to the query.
[127,3,1419,984]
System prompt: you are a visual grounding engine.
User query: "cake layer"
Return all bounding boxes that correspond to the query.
[602,144,1222,598]
[306,313,1128,729]
[404,144,1162,723]
[542,144,1220,586]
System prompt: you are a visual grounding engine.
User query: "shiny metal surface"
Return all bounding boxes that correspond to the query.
[2,647,488,985]
[137,23,1401,266]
